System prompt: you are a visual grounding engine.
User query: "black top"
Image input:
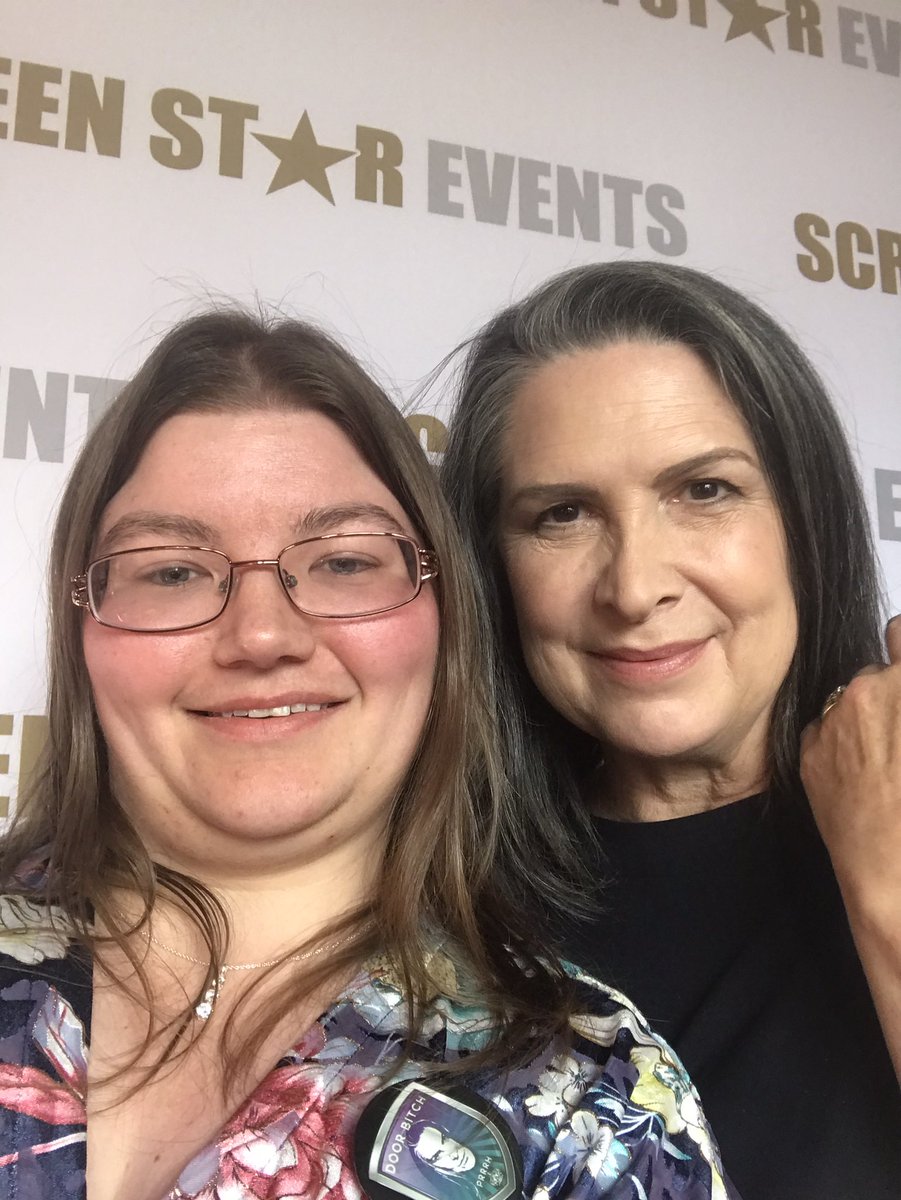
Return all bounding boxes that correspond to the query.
[559,793,901,1200]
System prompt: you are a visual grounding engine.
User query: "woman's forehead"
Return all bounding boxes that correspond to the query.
[501,342,756,482]
[96,409,413,546]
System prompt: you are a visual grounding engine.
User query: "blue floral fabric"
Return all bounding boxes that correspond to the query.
[0,894,736,1199]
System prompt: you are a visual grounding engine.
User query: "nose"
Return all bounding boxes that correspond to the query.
[211,562,317,669]
[592,511,684,624]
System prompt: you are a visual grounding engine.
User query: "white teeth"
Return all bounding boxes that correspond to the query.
[212,703,330,718]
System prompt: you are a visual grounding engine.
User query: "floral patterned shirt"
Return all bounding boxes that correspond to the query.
[0,893,736,1199]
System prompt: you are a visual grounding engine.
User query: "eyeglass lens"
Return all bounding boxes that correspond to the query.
[87,535,422,630]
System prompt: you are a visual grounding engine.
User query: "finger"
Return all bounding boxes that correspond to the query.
[856,664,886,679]
[886,614,901,665]
[800,721,817,752]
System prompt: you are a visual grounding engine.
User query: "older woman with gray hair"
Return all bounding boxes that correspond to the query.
[441,260,901,1200]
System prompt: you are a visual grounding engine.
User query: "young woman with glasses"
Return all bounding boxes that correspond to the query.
[0,310,734,1200]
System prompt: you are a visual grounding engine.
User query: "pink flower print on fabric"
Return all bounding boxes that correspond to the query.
[172,1058,379,1198]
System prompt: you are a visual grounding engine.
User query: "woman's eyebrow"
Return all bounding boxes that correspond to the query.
[293,504,408,537]
[652,448,758,489]
[97,512,218,554]
[97,504,409,555]
[503,449,759,510]
[503,482,603,509]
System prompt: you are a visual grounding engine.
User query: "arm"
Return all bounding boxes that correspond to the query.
[800,616,901,1083]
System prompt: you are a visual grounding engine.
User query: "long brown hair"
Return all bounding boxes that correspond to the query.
[2,309,571,1094]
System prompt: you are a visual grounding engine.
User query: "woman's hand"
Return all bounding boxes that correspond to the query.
[801,615,901,1082]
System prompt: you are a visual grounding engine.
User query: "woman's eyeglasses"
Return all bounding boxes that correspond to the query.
[71,532,439,632]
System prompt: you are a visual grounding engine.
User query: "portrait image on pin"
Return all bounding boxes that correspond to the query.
[355,1080,521,1200]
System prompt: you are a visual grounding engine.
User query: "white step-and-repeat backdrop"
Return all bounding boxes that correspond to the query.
[2,0,900,813]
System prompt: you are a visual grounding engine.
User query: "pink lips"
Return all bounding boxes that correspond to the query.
[193,694,343,714]
[590,639,710,682]
[187,694,347,742]
[194,704,343,743]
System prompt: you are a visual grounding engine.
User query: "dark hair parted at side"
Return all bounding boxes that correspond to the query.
[2,309,572,1090]
[440,260,885,821]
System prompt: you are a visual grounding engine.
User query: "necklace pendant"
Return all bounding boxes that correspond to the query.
[195,970,224,1021]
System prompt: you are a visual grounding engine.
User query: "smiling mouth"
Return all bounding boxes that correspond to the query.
[200,702,342,719]
[589,639,709,682]
[598,640,708,662]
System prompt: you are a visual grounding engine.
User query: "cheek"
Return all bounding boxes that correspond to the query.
[504,565,583,711]
[82,622,192,724]
[758,573,799,668]
[713,523,797,628]
[700,524,799,682]
[505,553,572,652]
[83,624,134,719]
[340,595,440,698]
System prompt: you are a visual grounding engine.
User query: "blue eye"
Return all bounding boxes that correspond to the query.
[134,562,209,587]
[321,555,375,575]
[154,566,195,585]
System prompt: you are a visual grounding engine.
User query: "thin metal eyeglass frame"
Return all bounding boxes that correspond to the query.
[70,532,439,632]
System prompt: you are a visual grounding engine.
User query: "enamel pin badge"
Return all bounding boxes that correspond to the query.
[354,1080,523,1200]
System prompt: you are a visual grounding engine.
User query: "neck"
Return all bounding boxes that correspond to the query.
[593,750,767,822]
[116,833,380,966]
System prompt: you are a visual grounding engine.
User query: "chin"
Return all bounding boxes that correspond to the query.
[177,786,336,842]
[218,801,334,840]
[600,715,724,763]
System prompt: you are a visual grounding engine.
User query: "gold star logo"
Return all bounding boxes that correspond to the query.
[253,111,355,202]
[717,0,785,50]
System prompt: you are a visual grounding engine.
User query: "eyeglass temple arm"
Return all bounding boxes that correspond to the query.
[70,575,89,608]
[419,551,439,581]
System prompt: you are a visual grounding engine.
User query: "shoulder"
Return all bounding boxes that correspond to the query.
[0,846,75,970]
[480,963,735,1198]
[0,890,91,1037]
[565,958,708,1114]
[0,891,82,998]
[0,891,77,963]
[0,894,89,1195]
[564,957,670,1051]
[277,957,735,1200]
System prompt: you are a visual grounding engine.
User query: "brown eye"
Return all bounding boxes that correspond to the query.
[542,502,581,524]
[687,480,730,502]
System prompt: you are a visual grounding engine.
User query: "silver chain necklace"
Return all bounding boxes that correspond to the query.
[145,930,357,1020]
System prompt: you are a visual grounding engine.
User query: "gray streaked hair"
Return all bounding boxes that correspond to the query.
[441,260,884,833]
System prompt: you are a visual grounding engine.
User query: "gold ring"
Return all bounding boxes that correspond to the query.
[820,685,847,719]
